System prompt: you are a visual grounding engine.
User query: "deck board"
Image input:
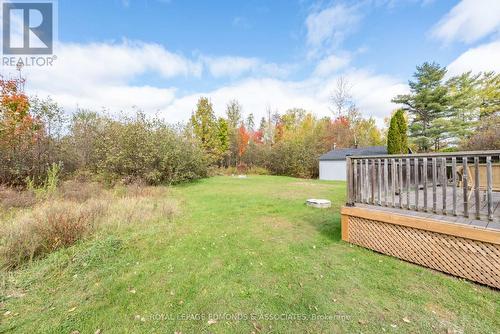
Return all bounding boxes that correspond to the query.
[355,186,500,231]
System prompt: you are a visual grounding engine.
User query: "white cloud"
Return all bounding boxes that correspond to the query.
[162,71,408,127]
[313,54,351,77]
[202,56,292,78]
[447,40,500,76]
[9,40,198,115]
[431,0,500,44]
[203,56,260,77]
[305,3,361,56]
[1,38,407,128]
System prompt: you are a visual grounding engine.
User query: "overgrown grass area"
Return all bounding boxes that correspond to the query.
[1,176,498,333]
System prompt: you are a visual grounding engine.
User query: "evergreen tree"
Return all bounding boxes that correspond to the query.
[387,113,401,154]
[387,109,408,154]
[392,62,449,151]
[246,113,255,133]
[477,71,500,118]
[445,72,480,145]
[395,110,408,153]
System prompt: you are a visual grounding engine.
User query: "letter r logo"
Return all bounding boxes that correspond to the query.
[2,1,53,55]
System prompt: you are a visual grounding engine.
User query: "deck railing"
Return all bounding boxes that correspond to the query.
[346,150,500,221]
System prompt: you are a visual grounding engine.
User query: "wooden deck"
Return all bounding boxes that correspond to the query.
[358,185,500,231]
[341,205,500,288]
[343,152,500,288]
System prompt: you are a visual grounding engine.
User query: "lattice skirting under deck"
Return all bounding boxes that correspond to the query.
[342,212,500,289]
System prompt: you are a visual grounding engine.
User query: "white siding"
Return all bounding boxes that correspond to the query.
[319,160,346,181]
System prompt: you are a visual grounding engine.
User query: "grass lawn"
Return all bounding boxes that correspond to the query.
[1,176,499,333]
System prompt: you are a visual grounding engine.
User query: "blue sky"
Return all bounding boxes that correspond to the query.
[3,0,500,126]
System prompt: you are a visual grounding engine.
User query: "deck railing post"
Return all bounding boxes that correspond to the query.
[346,157,354,206]
[414,158,419,211]
[463,157,469,218]
[423,158,428,212]
[384,159,388,206]
[486,156,493,221]
[432,157,437,214]
[371,159,375,205]
[377,159,382,206]
[406,158,411,210]
[365,158,369,204]
[353,159,358,203]
[441,157,447,215]
[391,158,396,207]
[398,158,403,209]
[342,151,499,222]
[474,156,480,220]
[452,157,457,216]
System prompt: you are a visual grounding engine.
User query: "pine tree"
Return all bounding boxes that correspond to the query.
[445,72,480,145]
[392,62,449,151]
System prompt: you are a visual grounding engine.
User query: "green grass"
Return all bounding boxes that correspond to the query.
[1,176,499,333]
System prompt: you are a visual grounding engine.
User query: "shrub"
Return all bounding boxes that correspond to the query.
[58,180,104,203]
[461,113,500,150]
[0,187,37,209]
[247,166,270,175]
[77,112,209,185]
[1,200,106,269]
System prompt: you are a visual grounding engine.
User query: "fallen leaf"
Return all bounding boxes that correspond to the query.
[252,321,262,332]
[68,307,77,313]
[207,319,217,325]
[402,317,411,323]
[4,311,11,316]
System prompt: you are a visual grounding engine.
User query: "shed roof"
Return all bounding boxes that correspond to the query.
[319,146,387,161]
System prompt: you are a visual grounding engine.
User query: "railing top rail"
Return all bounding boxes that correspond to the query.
[348,150,500,160]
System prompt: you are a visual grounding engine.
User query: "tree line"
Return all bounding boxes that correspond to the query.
[189,87,384,178]
[1,62,498,186]
[389,62,499,152]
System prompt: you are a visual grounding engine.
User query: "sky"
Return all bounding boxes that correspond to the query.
[1,0,500,127]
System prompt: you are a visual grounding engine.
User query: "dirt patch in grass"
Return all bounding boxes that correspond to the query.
[260,216,294,229]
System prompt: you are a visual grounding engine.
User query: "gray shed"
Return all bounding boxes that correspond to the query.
[319,146,387,181]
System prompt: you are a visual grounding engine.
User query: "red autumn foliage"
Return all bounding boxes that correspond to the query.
[0,77,39,144]
[238,124,250,158]
[252,129,264,144]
